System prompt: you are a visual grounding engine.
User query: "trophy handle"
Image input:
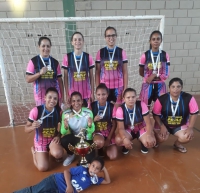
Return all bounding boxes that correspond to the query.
[88,143,97,154]
[68,143,79,155]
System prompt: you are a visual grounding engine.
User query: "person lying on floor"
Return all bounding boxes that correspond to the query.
[13,157,110,193]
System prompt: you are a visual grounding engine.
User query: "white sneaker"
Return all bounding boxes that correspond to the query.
[63,154,75,166]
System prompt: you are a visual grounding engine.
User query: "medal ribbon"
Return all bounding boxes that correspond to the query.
[39,55,51,69]
[72,109,83,118]
[107,46,116,64]
[40,106,55,121]
[150,49,161,76]
[170,96,180,118]
[97,102,108,118]
[73,52,83,75]
[125,104,136,130]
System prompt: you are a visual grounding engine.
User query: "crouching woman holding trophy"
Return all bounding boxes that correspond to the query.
[60,91,95,166]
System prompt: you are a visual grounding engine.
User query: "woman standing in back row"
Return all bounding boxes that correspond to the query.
[139,30,170,108]
[95,26,128,105]
[26,37,64,106]
[62,32,94,108]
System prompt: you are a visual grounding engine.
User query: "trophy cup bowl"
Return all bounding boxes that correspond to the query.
[68,128,96,166]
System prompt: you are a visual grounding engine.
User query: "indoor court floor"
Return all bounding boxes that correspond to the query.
[1,95,200,193]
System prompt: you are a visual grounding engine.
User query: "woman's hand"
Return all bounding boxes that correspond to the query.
[64,118,69,129]
[146,74,157,84]
[144,132,156,148]
[87,117,93,127]
[94,115,101,122]
[159,125,169,139]
[52,136,60,144]
[32,120,41,130]
[184,127,194,140]
[39,66,47,75]
[123,138,133,149]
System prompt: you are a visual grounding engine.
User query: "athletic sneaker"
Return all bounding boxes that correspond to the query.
[141,143,148,154]
[122,146,129,154]
[63,154,75,166]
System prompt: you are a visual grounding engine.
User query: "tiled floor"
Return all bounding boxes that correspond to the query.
[0,95,200,193]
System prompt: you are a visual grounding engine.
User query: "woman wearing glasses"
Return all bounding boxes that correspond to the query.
[95,26,128,105]
[26,37,64,106]
[139,30,170,109]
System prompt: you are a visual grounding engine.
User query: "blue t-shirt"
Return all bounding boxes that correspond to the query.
[54,166,104,193]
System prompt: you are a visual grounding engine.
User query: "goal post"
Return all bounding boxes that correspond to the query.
[0,15,165,126]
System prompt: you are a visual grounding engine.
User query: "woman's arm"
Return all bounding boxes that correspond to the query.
[89,68,94,102]
[63,69,69,102]
[95,63,100,87]
[104,119,116,146]
[122,63,128,90]
[25,67,47,83]
[100,167,111,184]
[139,66,144,77]
[25,120,40,133]
[57,77,64,103]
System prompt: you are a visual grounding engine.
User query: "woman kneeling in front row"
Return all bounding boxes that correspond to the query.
[153,77,199,153]
[115,88,156,154]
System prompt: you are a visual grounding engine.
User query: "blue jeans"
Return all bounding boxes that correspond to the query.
[13,174,59,193]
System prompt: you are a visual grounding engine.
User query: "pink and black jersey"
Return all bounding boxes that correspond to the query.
[62,52,94,99]
[139,50,170,83]
[153,92,199,128]
[91,101,116,137]
[28,105,61,151]
[95,46,128,89]
[26,55,62,104]
[116,101,149,132]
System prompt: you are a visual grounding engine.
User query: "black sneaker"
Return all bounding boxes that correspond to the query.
[122,146,129,155]
[98,148,104,157]
[141,143,148,154]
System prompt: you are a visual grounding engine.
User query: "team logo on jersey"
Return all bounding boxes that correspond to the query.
[104,61,118,70]
[147,62,161,70]
[74,71,86,81]
[96,122,108,131]
[167,116,182,125]
[42,128,56,137]
[41,70,54,79]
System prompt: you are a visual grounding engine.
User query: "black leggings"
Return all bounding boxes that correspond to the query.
[60,134,95,163]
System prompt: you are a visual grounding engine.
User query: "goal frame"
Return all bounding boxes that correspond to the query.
[0,15,165,127]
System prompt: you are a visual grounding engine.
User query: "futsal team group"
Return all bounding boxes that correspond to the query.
[14,26,199,193]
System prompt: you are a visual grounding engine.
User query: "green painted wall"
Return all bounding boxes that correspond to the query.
[62,0,76,52]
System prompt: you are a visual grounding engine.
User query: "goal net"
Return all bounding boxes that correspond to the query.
[0,16,165,126]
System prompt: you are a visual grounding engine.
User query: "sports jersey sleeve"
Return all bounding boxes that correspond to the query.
[122,50,128,63]
[70,166,83,175]
[139,53,146,66]
[89,54,95,69]
[141,101,149,116]
[95,50,101,63]
[152,99,162,116]
[62,54,68,70]
[26,60,35,75]
[116,107,124,121]
[159,52,170,81]
[28,107,38,122]
[189,96,199,115]
[86,110,95,140]
[57,63,62,77]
